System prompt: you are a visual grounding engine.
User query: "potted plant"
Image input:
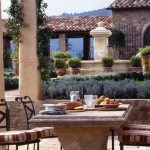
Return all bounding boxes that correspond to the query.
[67,58,81,75]
[53,51,71,62]
[101,55,114,72]
[10,50,19,76]
[139,46,150,72]
[129,55,142,72]
[54,58,66,76]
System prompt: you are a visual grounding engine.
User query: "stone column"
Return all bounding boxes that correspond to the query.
[0,0,4,98]
[59,34,67,51]
[19,0,42,100]
[90,22,112,60]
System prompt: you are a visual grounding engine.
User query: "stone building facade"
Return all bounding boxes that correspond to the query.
[108,0,150,59]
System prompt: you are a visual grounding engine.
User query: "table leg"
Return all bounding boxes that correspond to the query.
[55,127,109,150]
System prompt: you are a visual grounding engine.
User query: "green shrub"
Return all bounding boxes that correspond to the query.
[130,55,141,67]
[54,59,65,69]
[102,56,114,67]
[139,46,150,56]
[43,73,150,99]
[10,50,19,60]
[53,51,71,59]
[109,28,125,48]
[5,77,19,90]
[67,58,81,68]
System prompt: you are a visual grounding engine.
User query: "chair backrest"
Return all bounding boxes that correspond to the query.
[15,96,36,130]
[0,99,10,131]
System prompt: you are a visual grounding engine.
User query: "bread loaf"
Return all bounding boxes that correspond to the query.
[59,102,83,110]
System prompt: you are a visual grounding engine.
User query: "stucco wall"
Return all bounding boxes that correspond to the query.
[7,99,150,131]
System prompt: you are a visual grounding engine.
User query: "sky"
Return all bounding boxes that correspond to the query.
[1,0,114,18]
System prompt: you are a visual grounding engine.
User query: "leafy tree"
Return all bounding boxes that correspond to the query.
[109,28,125,49]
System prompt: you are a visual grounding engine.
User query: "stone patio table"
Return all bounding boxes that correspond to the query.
[30,104,132,150]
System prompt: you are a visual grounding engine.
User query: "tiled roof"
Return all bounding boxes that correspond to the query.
[108,0,150,9]
[47,16,112,32]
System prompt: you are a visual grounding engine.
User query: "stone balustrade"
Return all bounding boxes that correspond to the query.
[66,60,130,74]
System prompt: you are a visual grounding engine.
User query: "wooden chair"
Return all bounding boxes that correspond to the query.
[15,96,63,150]
[0,98,40,150]
[118,123,150,150]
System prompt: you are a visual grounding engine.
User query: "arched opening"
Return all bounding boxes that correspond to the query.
[144,26,150,46]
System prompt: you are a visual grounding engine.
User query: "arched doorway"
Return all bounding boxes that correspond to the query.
[144,26,150,46]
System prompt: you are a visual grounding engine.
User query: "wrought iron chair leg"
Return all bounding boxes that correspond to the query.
[27,144,29,150]
[111,128,114,150]
[16,145,18,150]
[37,141,40,150]
[120,143,124,150]
[33,143,35,150]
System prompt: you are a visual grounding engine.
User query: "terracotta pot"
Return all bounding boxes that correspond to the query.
[141,55,150,72]
[129,67,142,72]
[102,67,112,72]
[55,68,66,76]
[70,68,80,75]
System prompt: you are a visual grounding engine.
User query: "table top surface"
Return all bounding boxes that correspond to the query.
[30,104,132,127]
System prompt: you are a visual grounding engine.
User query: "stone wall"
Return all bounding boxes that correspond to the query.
[7,99,150,131]
[112,9,150,58]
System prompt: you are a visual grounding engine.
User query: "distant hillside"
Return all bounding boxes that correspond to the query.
[50,8,112,17]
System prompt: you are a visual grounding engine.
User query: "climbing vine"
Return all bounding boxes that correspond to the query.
[37,0,52,81]
[5,0,28,59]
[5,0,52,81]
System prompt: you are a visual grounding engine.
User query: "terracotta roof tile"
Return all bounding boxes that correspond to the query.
[47,16,112,32]
[108,0,150,9]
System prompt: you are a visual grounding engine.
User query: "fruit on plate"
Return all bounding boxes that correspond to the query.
[100,95,106,100]
[104,97,110,102]
[100,100,119,105]
[96,95,106,104]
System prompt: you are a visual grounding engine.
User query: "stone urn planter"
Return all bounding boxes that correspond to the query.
[129,67,142,72]
[67,58,81,75]
[54,58,66,76]
[102,67,112,72]
[129,55,142,72]
[55,68,66,76]
[101,55,114,72]
[70,68,80,75]
[139,46,150,72]
[141,55,150,72]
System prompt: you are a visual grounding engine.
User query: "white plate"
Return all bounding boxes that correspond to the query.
[99,104,120,108]
[43,104,67,113]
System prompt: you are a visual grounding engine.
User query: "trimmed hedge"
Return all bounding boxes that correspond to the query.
[4,71,19,90]
[43,72,150,99]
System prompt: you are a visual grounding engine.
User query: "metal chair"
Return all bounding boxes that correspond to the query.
[0,98,40,150]
[15,96,63,150]
[118,123,150,150]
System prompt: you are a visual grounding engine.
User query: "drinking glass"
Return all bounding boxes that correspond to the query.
[84,95,97,108]
[70,91,80,102]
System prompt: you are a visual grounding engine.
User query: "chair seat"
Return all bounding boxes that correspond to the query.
[119,130,150,144]
[121,124,150,131]
[32,127,56,138]
[0,130,40,144]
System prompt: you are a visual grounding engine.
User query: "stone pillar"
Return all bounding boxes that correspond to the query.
[0,0,4,98]
[19,0,42,100]
[59,34,67,51]
[90,22,112,60]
